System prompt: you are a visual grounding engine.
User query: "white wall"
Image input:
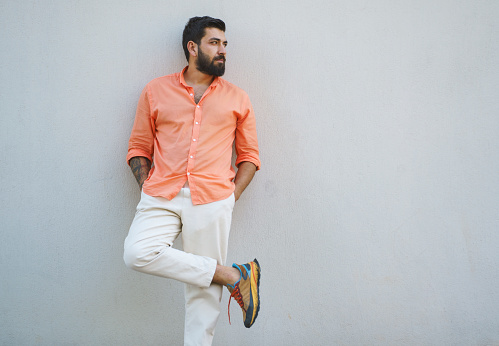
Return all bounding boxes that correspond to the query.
[1,1,498,345]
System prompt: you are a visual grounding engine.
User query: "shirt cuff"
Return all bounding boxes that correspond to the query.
[235,156,261,171]
[126,149,153,165]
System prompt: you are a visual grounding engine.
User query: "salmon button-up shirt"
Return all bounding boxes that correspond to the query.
[126,67,261,205]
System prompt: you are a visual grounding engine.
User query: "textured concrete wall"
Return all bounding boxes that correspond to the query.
[1,1,498,345]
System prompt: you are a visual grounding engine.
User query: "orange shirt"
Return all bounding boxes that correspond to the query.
[127,67,261,205]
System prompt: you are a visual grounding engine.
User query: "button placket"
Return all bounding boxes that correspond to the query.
[187,104,202,178]
[185,82,216,179]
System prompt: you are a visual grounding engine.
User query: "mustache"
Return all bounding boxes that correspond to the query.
[213,55,226,62]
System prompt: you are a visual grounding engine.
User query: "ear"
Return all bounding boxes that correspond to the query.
[187,41,198,58]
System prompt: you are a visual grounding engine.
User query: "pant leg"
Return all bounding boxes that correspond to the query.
[180,189,235,346]
[123,190,217,288]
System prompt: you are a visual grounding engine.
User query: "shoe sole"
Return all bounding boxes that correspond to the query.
[245,258,261,328]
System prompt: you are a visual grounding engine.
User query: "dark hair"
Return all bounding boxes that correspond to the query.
[182,16,226,61]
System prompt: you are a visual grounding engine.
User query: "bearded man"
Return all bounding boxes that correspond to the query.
[123,16,261,346]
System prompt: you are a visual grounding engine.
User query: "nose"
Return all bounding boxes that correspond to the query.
[218,44,226,56]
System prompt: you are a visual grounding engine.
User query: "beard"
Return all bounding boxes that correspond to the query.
[196,47,225,77]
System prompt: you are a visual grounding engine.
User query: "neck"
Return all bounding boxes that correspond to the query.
[183,65,215,87]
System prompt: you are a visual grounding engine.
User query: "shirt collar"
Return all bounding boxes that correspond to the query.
[179,66,220,89]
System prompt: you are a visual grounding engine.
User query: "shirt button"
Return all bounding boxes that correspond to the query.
[196,105,200,108]
[195,122,199,125]
[190,93,193,96]
[187,172,190,176]
[190,155,193,158]
[193,139,196,142]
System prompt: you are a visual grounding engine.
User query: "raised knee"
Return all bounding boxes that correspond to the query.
[123,243,149,270]
[123,243,165,270]
[123,243,140,270]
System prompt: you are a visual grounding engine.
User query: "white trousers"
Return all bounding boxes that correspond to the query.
[124,188,235,346]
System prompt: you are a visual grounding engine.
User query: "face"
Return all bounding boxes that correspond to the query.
[195,27,227,77]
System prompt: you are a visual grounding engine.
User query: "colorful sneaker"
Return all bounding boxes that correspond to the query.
[226,259,261,328]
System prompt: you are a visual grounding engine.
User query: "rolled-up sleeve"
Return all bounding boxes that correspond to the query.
[235,97,261,170]
[126,86,155,165]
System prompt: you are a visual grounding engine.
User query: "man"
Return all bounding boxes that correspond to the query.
[123,16,261,345]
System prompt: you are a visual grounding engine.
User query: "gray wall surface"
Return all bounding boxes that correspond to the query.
[1,1,498,345]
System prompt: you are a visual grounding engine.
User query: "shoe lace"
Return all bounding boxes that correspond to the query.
[227,285,245,325]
